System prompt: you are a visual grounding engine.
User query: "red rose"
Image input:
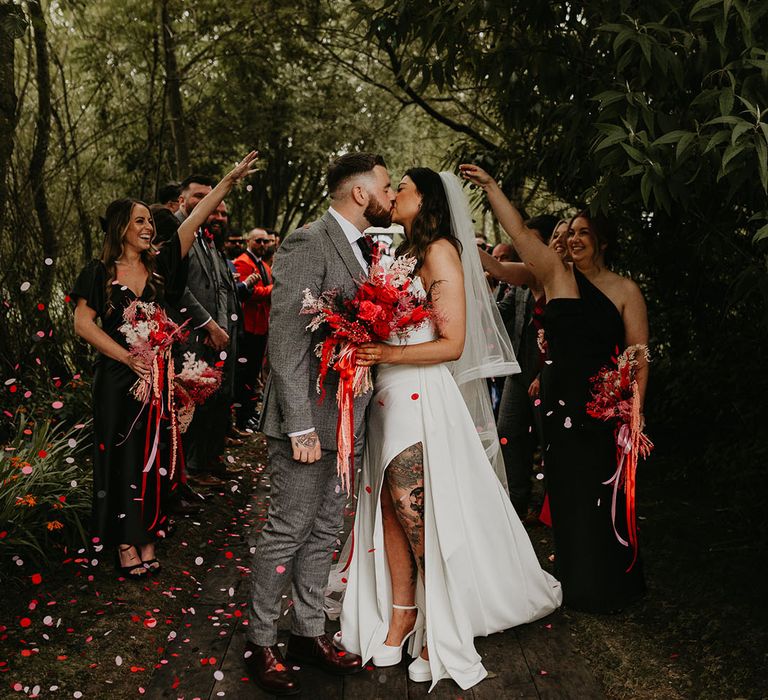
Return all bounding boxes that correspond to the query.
[372,321,392,339]
[357,300,383,322]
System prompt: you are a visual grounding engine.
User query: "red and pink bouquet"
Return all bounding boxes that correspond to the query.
[586,344,653,571]
[119,300,222,484]
[301,256,432,492]
[174,351,224,433]
[119,300,189,403]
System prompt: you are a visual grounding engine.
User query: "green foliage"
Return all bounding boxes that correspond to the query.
[0,417,92,569]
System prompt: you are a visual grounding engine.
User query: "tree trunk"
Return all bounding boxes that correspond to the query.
[160,0,190,178]
[51,50,93,263]
[0,4,20,226]
[28,0,56,301]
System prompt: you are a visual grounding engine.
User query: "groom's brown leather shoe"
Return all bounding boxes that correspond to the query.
[286,633,363,675]
[243,641,301,695]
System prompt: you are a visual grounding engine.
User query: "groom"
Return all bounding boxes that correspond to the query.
[245,153,395,694]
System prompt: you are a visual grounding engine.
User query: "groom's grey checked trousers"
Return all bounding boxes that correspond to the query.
[247,438,347,646]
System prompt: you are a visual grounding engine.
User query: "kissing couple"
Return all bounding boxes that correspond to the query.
[245,153,562,694]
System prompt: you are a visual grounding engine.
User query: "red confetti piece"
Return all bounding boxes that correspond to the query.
[37,450,47,459]
[365,485,372,494]
[31,574,42,585]
[19,618,31,628]
[500,437,508,445]
[411,393,419,400]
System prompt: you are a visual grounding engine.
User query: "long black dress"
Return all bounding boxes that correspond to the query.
[541,268,645,613]
[71,234,186,547]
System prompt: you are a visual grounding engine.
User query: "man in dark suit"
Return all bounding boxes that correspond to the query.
[172,178,240,488]
[233,228,275,430]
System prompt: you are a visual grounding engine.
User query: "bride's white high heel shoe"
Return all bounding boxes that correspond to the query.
[407,653,432,683]
[371,604,419,667]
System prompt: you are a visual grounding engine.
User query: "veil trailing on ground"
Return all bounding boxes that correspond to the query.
[439,172,520,489]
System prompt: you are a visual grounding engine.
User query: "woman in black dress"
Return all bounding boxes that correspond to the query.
[460,163,649,613]
[72,152,257,579]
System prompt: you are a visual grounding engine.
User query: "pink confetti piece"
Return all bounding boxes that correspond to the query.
[51,401,64,409]
[275,565,286,574]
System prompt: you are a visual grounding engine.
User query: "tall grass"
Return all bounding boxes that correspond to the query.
[0,416,92,571]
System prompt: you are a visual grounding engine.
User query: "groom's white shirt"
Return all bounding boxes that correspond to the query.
[329,207,369,274]
[287,207,368,439]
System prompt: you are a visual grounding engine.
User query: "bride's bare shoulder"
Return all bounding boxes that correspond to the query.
[422,238,462,268]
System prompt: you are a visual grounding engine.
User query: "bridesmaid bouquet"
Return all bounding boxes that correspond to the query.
[300,256,432,492]
[174,351,224,433]
[586,344,653,571]
[119,300,222,480]
[119,300,189,404]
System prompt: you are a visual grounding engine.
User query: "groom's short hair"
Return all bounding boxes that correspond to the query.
[327,153,387,198]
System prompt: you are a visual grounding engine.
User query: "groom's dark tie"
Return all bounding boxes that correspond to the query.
[356,235,374,266]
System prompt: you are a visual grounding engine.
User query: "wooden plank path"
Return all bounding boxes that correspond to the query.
[144,461,605,700]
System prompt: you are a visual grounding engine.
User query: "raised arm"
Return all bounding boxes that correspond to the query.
[459,164,564,287]
[478,248,537,287]
[176,150,259,257]
[357,239,465,367]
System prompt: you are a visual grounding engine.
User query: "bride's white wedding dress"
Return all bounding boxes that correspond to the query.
[338,276,562,691]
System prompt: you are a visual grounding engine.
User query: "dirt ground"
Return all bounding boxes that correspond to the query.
[2,435,766,699]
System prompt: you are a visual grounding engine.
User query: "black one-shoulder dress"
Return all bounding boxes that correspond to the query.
[541,268,645,613]
[71,234,187,547]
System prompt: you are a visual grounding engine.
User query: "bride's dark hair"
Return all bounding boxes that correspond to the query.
[395,167,462,272]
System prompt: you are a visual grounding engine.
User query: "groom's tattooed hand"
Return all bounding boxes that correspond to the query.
[290,431,322,464]
[296,432,318,448]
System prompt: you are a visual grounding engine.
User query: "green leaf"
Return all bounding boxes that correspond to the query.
[713,15,728,45]
[652,130,690,146]
[690,0,723,19]
[731,120,752,145]
[752,222,768,246]
[640,170,652,207]
[613,28,635,54]
[0,4,28,39]
[756,137,768,192]
[704,130,730,152]
[718,141,745,179]
[592,90,626,108]
[622,164,645,177]
[637,35,653,65]
[704,115,740,126]
[676,132,696,159]
[622,142,645,162]
[719,88,734,116]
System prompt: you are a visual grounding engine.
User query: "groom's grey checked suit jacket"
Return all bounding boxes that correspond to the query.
[248,210,374,646]
[261,210,372,450]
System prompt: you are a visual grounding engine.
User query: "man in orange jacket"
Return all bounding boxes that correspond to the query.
[234,228,275,429]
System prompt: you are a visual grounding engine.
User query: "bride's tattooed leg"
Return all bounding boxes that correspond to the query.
[386,442,425,579]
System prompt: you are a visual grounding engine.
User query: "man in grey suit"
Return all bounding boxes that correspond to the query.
[245,153,395,695]
[173,176,239,487]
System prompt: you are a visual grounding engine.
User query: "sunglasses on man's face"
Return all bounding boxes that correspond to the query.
[253,238,272,244]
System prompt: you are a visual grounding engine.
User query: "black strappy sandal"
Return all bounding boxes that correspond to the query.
[115,546,149,580]
[142,558,161,575]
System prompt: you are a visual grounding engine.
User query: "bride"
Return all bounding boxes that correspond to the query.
[336,168,562,690]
